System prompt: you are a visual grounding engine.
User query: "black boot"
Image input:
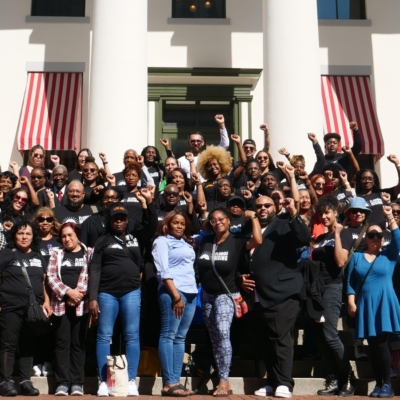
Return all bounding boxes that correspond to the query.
[338,370,356,397]
[317,375,339,395]
[19,381,39,396]
[0,381,17,397]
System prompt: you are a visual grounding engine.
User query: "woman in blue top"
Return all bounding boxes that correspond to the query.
[152,210,197,397]
[347,206,400,398]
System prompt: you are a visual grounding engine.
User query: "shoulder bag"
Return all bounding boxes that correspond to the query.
[211,241,248,318]
[14,251,53,336]
[343,224,369,269]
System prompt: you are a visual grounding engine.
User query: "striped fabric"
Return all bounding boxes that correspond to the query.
[321,76,384,159]
[17,72,82,151]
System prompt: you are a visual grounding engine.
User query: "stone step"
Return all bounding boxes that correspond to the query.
[20,376,400,396]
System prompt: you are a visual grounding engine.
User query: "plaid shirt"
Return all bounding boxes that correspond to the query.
[47,243,93,317]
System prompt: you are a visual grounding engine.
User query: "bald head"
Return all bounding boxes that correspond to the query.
[124,149,138,166]
[66,181,85,209]
[53,165,68,189]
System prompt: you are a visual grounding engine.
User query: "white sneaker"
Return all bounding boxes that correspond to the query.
[275,385,292,398]
[42,362,54,377]
[32,364,42,377]
[254,384,274,396]
[128,380,139,396]
[97,382,109,397]
[354,340,367,360]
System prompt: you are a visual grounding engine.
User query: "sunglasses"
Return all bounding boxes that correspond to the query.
[37,217,53,223]
[314,182,325,187]
[257,156,268,160]
[366,231,384,239]
[33,153,44,159]
[165,192,179,197]
[255,203,274,209]
[13,195,28,204]
[31,175,44,180]
[349,209,366,214]
[392,210,400,216]
[244,146,255,151]
[83,168,97,173]
[190,140,203,144]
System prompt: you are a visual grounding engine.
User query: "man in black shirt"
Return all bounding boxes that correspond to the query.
[241,196,311,398]
[54,181,97,227]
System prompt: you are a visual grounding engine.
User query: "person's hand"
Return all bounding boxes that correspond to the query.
[159,137,170,149]
[42,302,52,318]
[383,205,394,219]
[197,201,207,213]
[135,190,146,205]
[246,180,255,192]
[349,121,358,131]
[185,152,194,163]
[259,123,269,133]
[50,155,60,166]
[342,145,352,154]
[381,192,391,204]
[93,185,104,195]
[298,171,309,181]
[9,161,19,171]
[99,152,107,163]
[244,210,257,220]
[0,191,3,202]
[307,133,317,143]
[19,176,29,186]
[278,147,289,156]
[3,221,13,231]
[348,302,357,318]
[387,154,400,165]
[106,174,116,186]
[241,189,252,199]
[46,189,54,200]
[230,134,241,144]
[191,172,201,186]
[339,170,348,183]
[276,161,285,171]
[144,186,155,201]
[89,300,100,320]
[334,223,344,234]
[240,274,255,293]
[66,288,83,303]
[182,191,193,205]
[323,170,333,183]
[285,164,295,176]
[283,197,296,216]
[136,155,144,168]
[172,296,185,319]
[215,114,225,127]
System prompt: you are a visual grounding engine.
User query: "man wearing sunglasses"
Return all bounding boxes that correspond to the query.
[241,196,311,399]
[178,114,229,179]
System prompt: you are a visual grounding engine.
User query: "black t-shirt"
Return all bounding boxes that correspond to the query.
[61,248,85,289]
[340,225,367,253]
[120,192,143,231]
[54,204,95,227]
[39,236,61,266]
[0,249,46,312]
[68,171,83,183]
[359,191,395,229]
[83,185,101,206]
[229,215,252,237]
[202,175,234,203]
[147,166,161,189]
[197,234,247,295]
[89,234,141,300]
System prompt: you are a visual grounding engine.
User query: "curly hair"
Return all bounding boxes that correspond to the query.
[27,145,46,167]
[141,146,162,166]
[7,220,41,252]
[315,194,339,215]
[198,146,233,181]
[31,166,51,183]
[208,206,232,223]
[100,186,124,202]
[32,207,60,236]
[154,210,193,243]
[1,188,34,222]
[123,162,143,180]
[289,155,306,168]
[0,171,18,188]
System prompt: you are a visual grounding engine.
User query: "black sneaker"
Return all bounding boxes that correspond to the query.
[338,371,356,397]
[317,375,339,395]
[0,381,17,397]
[19,381,40,396]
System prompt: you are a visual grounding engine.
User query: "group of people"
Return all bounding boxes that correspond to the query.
[0,113,400,398]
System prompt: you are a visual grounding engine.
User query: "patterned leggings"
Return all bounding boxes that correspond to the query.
[202,290,235,381]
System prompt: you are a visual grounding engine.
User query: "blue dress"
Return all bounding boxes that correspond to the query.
[347,227,400,339]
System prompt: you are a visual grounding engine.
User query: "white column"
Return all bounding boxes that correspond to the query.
[240,102,249,139]
[263,0,323,162]
[147,101,156,147]
[87,0,148,171]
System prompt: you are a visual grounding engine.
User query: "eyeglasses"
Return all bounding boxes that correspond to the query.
[164,192,179,197]
[210,217,227,226]
[125,174,138,179]
[392,210,400,216]
[349,209,366,214]
[37,217,53,223]
[257,156,268,160]
[255,203,274,209]
[360,177,374,182]
[83,168,97,173]
[366,231,384,239]
[190,140,203,144]
[33,153,44,159]
[13,195,28,204]
[103,196,119,201]
[314,182,325,187]
[31,175,44,180]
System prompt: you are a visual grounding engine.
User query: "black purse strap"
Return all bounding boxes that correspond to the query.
[13,250,37,305]
[343,224,369,269]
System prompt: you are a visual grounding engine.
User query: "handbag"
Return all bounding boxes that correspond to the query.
[343,224,369,269]
[137,347,161,377]
[14,251,53,336]
[211,241,248,318]
[106,354,129,397]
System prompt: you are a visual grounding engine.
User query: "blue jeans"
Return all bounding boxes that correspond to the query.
[158,286,196,385]
[97,289,141,381]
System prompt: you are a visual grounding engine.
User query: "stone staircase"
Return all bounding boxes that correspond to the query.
[18,312,400,395]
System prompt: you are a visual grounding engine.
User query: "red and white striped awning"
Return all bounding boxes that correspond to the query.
[321,76,384,159]
[17,72,82,151]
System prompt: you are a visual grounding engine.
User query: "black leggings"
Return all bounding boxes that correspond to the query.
[367,333,391,385]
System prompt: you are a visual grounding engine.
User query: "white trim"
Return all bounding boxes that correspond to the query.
[320,65,372,76]
[26,16,90,23]
[318,19,371,26]
[167,17,230,25]
[26,62,85,72]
